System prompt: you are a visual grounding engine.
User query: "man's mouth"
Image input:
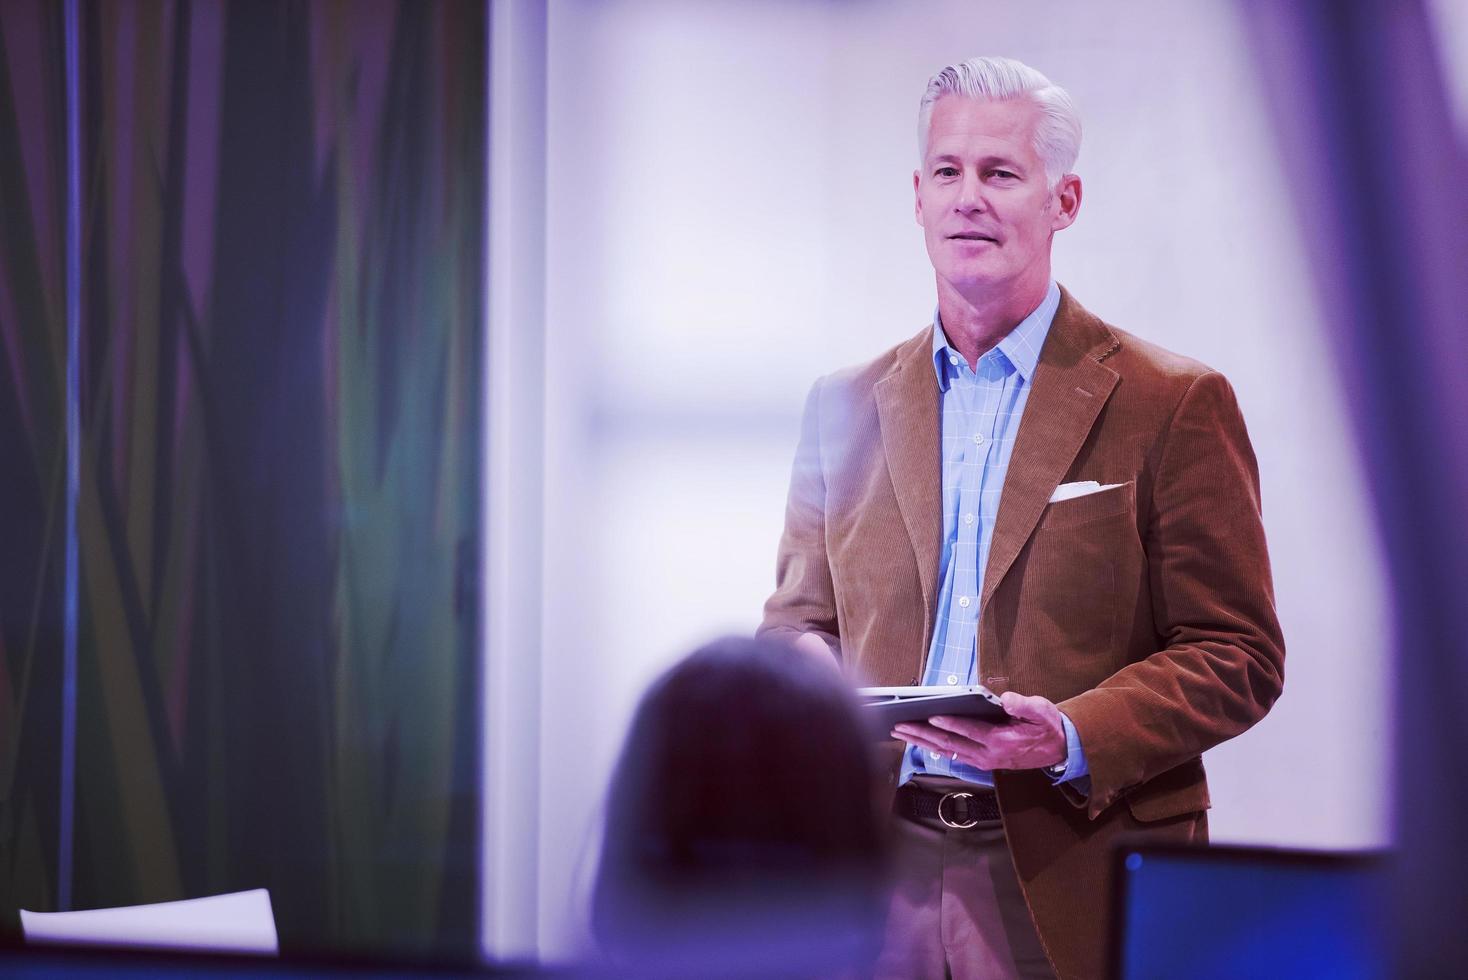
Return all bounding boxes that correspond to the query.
[948,233,997,243]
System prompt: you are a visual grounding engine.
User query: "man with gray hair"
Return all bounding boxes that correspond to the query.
[760,56,1284,979]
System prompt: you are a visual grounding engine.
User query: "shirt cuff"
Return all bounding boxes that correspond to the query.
[1049,711,1090,788]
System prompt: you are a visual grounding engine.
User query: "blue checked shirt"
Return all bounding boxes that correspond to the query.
[899,280,1089,790]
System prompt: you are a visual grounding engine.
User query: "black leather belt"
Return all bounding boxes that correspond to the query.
[895,782,1001,829]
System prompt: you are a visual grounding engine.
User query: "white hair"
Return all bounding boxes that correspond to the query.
[917,56,1082,188]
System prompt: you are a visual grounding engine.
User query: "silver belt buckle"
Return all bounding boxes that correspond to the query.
[938,790,980,829]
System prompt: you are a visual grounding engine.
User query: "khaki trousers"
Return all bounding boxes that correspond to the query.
[873,776,1056,980]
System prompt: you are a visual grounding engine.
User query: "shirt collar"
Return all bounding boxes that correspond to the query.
[931,280,1060,390]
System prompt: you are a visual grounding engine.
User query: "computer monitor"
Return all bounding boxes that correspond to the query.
[1110,843,1388,980]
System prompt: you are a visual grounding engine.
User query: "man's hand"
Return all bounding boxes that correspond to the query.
[791,632,842,676]
[891,691,1067,771]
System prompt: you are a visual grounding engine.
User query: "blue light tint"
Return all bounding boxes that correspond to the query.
[59,0,81,914]
[1118,848,1387,980]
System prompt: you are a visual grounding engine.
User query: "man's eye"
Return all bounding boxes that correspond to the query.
[935,167,959,178]
[989,170,1017,180]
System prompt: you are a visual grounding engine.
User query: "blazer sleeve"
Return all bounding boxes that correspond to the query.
[756,377,842,659]
[1058,370,1286,818]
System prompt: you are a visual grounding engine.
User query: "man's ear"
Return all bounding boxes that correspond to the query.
[1051,173,1082,231]
[913,170,924,227]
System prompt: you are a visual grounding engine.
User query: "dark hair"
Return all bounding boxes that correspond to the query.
[591,635,887,969]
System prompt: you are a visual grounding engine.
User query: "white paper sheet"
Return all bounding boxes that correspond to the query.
[20,888,278,955]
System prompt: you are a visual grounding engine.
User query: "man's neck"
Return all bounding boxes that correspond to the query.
[936,274,1052,369]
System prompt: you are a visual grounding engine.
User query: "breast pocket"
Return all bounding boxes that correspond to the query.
[997,482,1139,697]
[1037,481,1135,530]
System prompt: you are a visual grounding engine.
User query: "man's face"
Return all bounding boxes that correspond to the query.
[914,96,1079,299]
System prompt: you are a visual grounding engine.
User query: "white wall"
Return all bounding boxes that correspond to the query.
[510,0,1393,961]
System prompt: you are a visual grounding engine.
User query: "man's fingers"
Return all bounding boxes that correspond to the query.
[792,632,841,674]
[893,722,984,753]
[999,691,1052,722]
[890,727,948,756]
[894,716,1066,771]
[892,726,992,769]
[999,691,1029,716]
[892,722,960,747]
[928,714,999,739]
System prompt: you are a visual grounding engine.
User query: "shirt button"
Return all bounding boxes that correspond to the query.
[929,751,942,761]
[964,513,975,525]
[973,433,986,446]
[958,595,971,608]
[947,674,959,685]
[948,354,959,366]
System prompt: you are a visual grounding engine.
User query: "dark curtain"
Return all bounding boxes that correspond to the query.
[0,0,68,931]
[1236,1,1468,975]
[1,0,484,957]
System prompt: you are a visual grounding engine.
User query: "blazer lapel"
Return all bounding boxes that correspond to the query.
[875,332,942,629]
[980,289,1121,612]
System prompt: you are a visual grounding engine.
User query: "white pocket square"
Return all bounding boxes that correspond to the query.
[1048,480,1123,503]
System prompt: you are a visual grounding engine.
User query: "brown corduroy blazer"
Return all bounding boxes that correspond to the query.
[758,286,1285,980]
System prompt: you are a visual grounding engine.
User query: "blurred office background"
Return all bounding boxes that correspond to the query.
[483,0,1468,965]
[2,0,1465,973]
[529,0,1405,958]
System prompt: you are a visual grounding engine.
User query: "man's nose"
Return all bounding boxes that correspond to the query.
[954,173,985,212]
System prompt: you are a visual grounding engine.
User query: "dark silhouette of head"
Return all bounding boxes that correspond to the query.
[592,635,887,973]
